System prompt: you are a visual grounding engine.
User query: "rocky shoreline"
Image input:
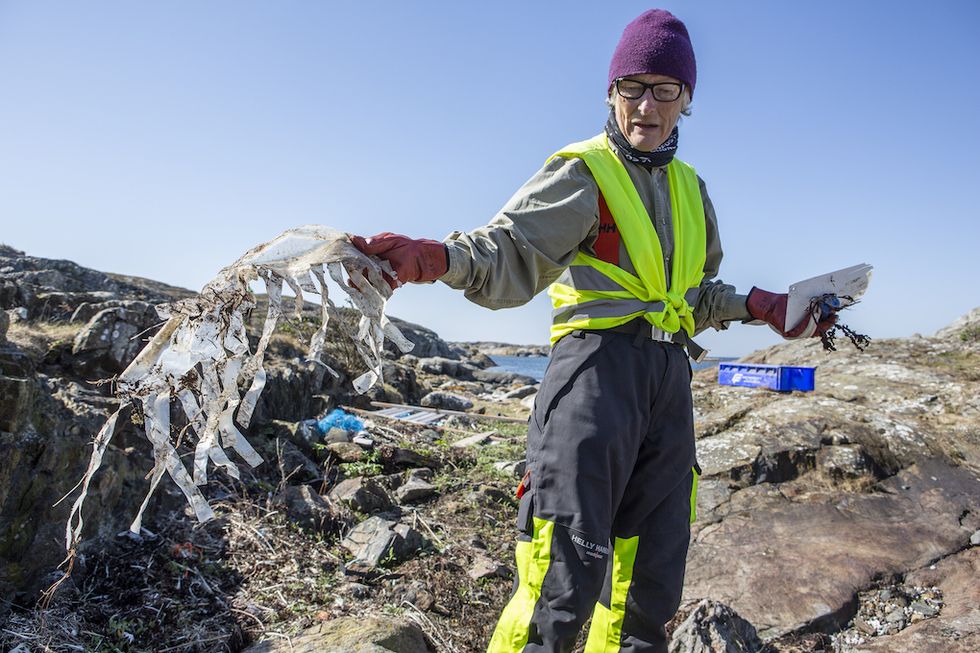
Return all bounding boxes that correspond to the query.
[450,341,550,358]
[1,245,978,652]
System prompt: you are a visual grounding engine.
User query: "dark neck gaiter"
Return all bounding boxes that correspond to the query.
[604,112,678,169]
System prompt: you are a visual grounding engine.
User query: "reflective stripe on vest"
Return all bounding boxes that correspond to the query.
[546,134,707,345]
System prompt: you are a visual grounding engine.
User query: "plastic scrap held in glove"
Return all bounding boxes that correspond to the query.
[63,225,414,554]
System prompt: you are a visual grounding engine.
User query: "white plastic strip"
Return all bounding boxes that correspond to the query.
[65,226,415,552]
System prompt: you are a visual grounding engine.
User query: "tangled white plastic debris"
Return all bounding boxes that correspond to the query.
[63,226,414,554]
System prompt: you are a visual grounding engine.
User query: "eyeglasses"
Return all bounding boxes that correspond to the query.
[614,78,684,102]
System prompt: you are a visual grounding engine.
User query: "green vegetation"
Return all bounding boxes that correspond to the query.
[960,325,980,343]
[339,449,383,477]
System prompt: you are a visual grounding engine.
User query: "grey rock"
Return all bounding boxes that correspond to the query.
[71,302,161,376]
[421,391,473,411]
[264,419,322,458]
[259,438,321,483]
[328,477,393,513]
[467,352,496,369]
[375,360,424,405]
[910,600,938,617]
[854,616,876,635]
[397,580,435,611]
[417,356,476,379]
[377,444,435,470]
[273,485,334,534]
[472,485,514,506]
[468,554,511,580]
[684,460,980,639]
[693,478,734,520]
[343,582,371,599]
[68,298,151,324]
[0,249,191,320]
[395,477,437,504]
[696,418,822,487]
[817,444,872,480]
[247,353,339,425]
[0,309,8,343]
[391,523,425,558]
[0,373,34,434]
[407,467,434,482]
[242,616,432,653]
[385,317,460,361]
[0,374,154,602]
[970,529,980,546]
[418,428,441,443]
[326,441,366,463]
[472,368,538,385]
[504,385,539,399]
[934,306,980,340]
[341,516,425,568]
[520,394,536,410]
[493,460,527,478]
[668,599,763,653]
[373,472,404,493]
[852,549,978,652]
[451,341,550,357]
[323,427,352,444]
[884,607,906,623]
[450,431,493,448]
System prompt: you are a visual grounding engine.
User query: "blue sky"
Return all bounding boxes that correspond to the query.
[2,1,978,355]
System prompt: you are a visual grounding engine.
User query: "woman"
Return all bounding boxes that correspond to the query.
[353,9,829,652]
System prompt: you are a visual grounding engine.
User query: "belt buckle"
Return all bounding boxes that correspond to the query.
[651,325,672,343]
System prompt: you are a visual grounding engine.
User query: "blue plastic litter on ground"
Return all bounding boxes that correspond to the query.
[316,408,365,434]
[717,363,816,392]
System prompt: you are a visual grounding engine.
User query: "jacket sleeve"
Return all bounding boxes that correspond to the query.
[439,157,600,309]
[692,176,751,334]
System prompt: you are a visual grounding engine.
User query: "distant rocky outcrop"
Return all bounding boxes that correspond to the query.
[0,244,194,321]
[387,318,466,360]
[452,340,550,358]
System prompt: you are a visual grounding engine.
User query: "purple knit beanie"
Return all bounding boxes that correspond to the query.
[608,9,696,97]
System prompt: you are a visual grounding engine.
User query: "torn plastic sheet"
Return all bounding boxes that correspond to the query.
[64,225,414,553]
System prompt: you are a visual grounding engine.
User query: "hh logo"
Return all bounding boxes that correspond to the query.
[570,532,611,559]
[598,223,618,234]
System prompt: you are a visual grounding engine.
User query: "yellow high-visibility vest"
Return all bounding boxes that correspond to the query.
[547,133,707,345]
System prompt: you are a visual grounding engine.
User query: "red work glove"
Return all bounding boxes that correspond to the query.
[746,287,837,339]
[350,232,449,289]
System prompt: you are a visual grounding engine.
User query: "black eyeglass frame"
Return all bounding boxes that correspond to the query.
[613,78,685,102]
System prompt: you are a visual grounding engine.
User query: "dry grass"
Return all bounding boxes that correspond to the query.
[0,410,527,653]
[5,320,83,359]
[1,486,342,653]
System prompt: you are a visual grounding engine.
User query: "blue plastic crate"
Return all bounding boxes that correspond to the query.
[717,363,815,392]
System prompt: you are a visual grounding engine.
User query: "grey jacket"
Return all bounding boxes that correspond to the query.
[439,140,751,335]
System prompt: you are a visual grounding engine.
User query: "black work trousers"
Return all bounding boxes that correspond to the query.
[488,330,697,653]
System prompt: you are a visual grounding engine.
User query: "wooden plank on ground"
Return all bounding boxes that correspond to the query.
[369,400,528,424]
